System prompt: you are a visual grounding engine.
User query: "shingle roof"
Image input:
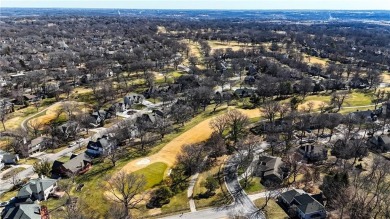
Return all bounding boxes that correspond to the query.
[17,178,57,199]
[3,204,41,219]
[258,156,283,178]
[297,200,325,214]
[62,153,92,173]
[280,189,301,204]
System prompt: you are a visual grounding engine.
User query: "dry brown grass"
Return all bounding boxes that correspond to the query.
[121,108,261,174]
[381,72,390,83]
[304,55,329,66]
[298,100,327,111]
[28,101,89,128]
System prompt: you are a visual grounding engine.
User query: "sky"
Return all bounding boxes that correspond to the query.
[1,0,390,10]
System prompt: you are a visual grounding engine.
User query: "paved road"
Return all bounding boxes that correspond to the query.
[0,138,87,195]
[160,208,232,219]
[20,102,62,132]
[224,154,265,219]
[0,100,171,196]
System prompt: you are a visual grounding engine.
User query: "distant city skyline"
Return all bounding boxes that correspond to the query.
[1,0,390,10]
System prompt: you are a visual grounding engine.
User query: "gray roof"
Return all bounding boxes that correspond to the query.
[280,189,301,204]
[380,135,390,145]
[3,204,41,219]
[295,194,325,214]
[30,137,45,146]
[258,156,283,178]
[17,178,57,198]
[63,153,92,173]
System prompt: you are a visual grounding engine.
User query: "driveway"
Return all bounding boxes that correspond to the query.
[224,156,265,219]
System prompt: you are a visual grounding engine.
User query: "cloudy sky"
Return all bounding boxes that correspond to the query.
[1,0,390,10]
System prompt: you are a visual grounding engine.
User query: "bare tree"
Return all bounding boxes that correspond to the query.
[105,171,146,219]
[225,109,249,142]
[331,91,349,112]
[261,101,280,123]
[209,114,229,136]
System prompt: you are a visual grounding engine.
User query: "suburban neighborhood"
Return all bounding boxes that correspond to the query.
[1,6,390,219]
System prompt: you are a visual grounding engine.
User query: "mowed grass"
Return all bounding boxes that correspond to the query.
[1,167,26,180]
[253,198,288,219]
[239,177,265,194]
[207,40,256,53]
[0,189,18,202]
[304,55,329,66]
[133,162,168,189]
[121,106,261,174]
[343,91,373,107]
[161,190,189,214]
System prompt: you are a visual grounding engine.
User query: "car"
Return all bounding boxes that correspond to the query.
[299,139,308,144]
[76,138,84,143]
[68,142,76,147]
[0,201,8,207]
[319,133,332,138]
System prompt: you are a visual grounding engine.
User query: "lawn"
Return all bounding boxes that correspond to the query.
[56,156,70,163]
[193,156,232,209]
[18,157,39,165]
[133,162,168,189]
[161,190,189,214]
[0,189,18,202]
[207,40,257,53]
[57,104,258,218]
[343,91,373,107]
[381,72,390,83]
[1,167,26,180]
[121,106,261,174]
[253,198,288,219]
[304,55,329,66]
[239,177,265,194]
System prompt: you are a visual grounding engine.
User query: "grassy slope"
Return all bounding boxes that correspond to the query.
[253,198,288,219]
[133,162,168,189]
[239,177,265,194]
[193,156,231,209]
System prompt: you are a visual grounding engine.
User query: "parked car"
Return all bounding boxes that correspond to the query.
[319,133,332,138]
[68,142,76,148]
[0,201,8,207]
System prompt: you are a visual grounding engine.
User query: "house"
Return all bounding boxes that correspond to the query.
[244,76,256,85]
[0,98,15,114]
[123,93,145,109]
[91,110,112,125]
[51,153,92,177]
[0,150,19,164]
[86,134,117,157]
[368,135,390,152]
[27,137,48,156]
[279,189,326,219]
[234,88,254,98]
[23,94,38,103]
[298,144,328,162]
[348,108,382,122]
[16,178,57,201]
[349,77,369,89]
[254,156,286,184]
[2,203,43,219]
[58,121,79,139]
[137,113,161,124]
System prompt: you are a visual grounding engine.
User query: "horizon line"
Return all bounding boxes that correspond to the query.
[2,7,390,11]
